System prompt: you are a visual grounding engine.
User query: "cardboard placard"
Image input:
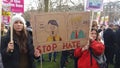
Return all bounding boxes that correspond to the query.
[31,12,91,54]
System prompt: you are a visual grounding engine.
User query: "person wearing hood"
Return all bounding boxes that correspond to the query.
[25,21,32,36]
[1,14,40,68]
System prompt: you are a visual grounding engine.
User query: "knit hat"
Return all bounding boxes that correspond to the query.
[11,14,26,27]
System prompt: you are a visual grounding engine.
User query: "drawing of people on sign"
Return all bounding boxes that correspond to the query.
[47,20,62,42]
[70,17,85,40]
[46,20,62,62]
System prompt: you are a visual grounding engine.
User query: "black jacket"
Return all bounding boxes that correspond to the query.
[116,29,120,50]
[103,28,115,47]
[1,31,36,68]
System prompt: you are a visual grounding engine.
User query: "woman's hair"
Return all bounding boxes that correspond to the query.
[13,26,28,53]
[91,28,99,41]
[92,21,98,27]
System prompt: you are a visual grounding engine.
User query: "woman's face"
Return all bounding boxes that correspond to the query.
[13,20,24,32]
[1,23,5,31]
[90,30,97,40]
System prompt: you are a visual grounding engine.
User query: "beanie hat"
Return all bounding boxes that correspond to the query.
[11,14,26,27]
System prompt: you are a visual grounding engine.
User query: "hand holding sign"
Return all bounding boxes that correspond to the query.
[7,41,14,52]
[34,48,41,58]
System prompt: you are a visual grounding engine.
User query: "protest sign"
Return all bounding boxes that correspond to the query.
[2,0,24,13]
[31,12,91,54]
[86,0,103,11]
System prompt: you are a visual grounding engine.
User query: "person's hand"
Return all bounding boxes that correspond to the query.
[82,41,89,51]
[89,36,94,41]
[82,45,89,51]
[7,41,14,52]
[34,48,41,58]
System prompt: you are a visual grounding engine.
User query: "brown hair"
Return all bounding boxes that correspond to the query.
[13,27,28,53]
[92,21,98,27]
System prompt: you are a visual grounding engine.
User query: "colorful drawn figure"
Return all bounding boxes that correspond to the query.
[70,17,86,68]
[70,17,85,40]
[47,20,62,62]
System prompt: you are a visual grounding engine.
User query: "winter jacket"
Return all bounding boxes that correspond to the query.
[103,28,115,47]
[74,41,105,68]
[115,28,120,57]
[1,31,36,68]
[116,28,120,50]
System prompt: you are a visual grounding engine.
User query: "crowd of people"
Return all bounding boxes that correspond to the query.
[89,21,120,68]
[0,14,120,68]
[60,21,120,68]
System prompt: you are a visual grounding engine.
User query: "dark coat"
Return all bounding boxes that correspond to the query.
[115,28,120,54]
[1,31,36,68]
[103,28,115,47]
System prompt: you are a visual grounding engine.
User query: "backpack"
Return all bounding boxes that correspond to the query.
[89,48,107,68]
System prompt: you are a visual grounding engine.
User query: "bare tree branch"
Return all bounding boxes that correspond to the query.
[69,0,76,6]
[62,0,68,5]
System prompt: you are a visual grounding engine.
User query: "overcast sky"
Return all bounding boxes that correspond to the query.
[24,0,120,11]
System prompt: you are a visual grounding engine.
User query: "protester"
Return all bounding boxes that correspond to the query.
[92,21,98,29]
[0,22,8,68]
[0,36,4,68]
[1,14,40,68]
[98,24,106,43]
[74,28,105,68]
[103,24,116,67]
[26,21,32,36]
[1,23,7,37]
[60,50,70,68]
[114,25,120,68]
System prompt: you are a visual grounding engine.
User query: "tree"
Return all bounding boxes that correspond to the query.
[103,1,120,22]
[44,0,49,12]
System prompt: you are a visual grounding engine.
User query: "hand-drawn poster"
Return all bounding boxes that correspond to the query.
[68,12,90,46]
[31,12,90,54]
